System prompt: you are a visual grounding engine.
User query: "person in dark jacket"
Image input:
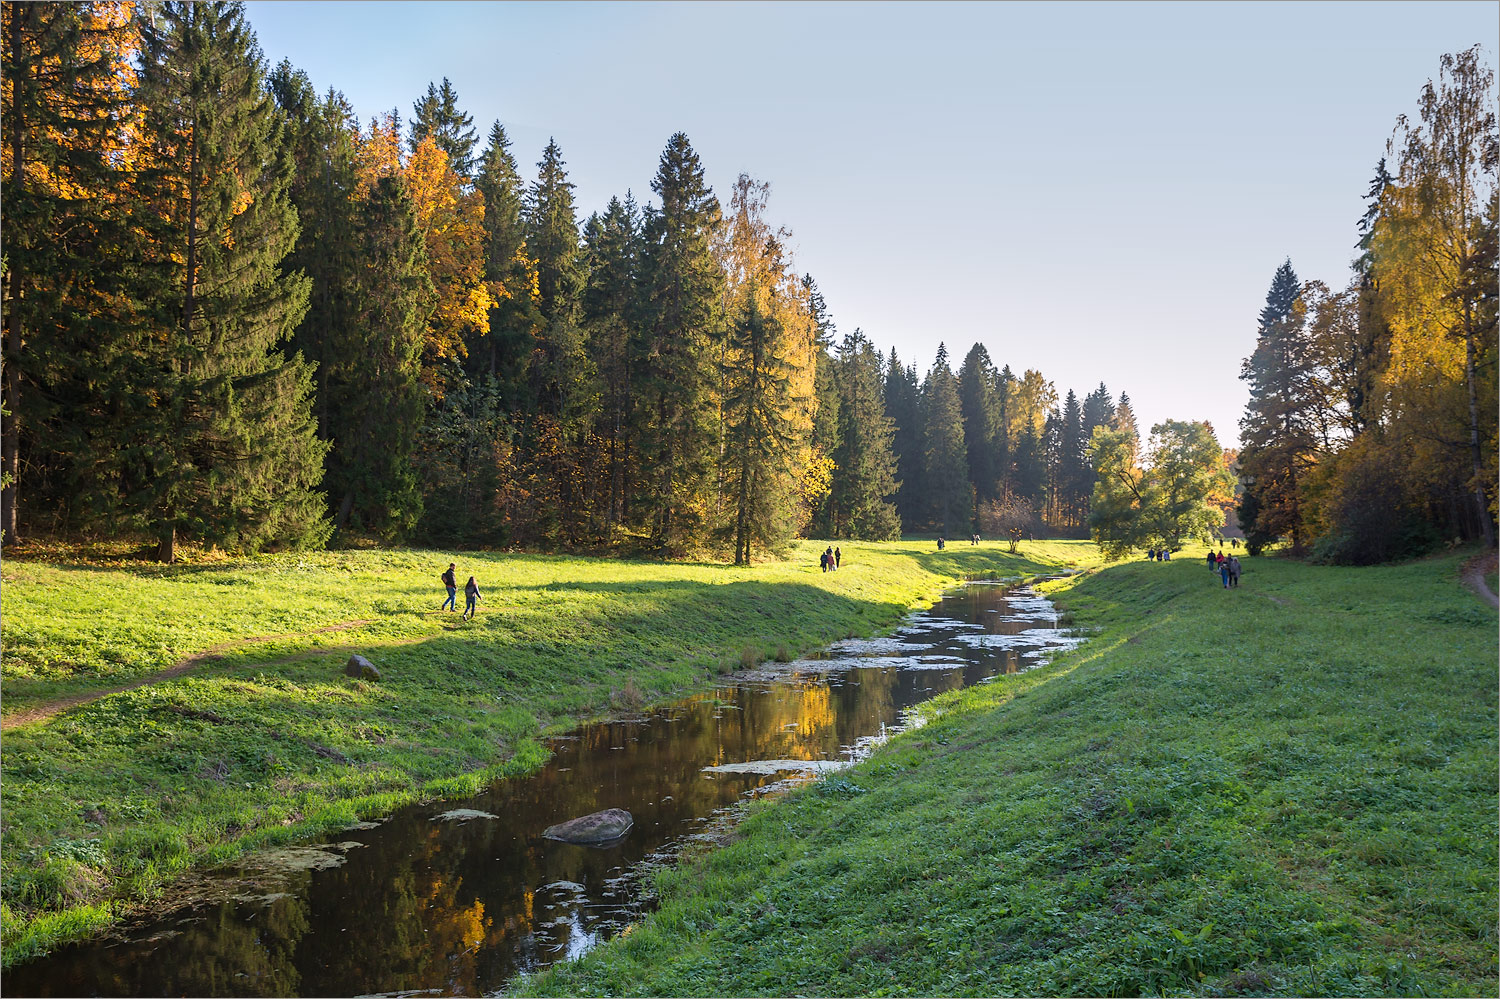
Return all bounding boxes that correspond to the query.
[463,576,481,621]
[441,563,458,612]
[834,547,842,569]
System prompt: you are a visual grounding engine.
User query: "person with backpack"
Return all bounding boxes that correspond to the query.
[463,576,482,621]
[441,563,458,612]
[1228,556,1242,588]
[834,547,842,570]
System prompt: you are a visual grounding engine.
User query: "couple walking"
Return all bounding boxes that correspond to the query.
[441,562,482,620]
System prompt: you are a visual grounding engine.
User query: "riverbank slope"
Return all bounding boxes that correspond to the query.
[0,539,1093,966]
[516,550,1498,997]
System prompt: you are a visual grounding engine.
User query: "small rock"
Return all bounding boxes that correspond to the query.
[345,655,380,680]
[543,807,634,845]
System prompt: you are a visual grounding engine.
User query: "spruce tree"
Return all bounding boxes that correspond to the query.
[884,349,922,532]
[831,330,900,539]
[922,345,969,537]
[472,120,540,401]
[131,0,328,561]
[1238,260,1318,551]
[524,138,592,418]
[636,133,723,553]
[804,275,842,535]
[957,343,1001,505]
[409,77,477,177]
[993,364,1016,498]
[1059,389,1085,530]
[2,1,138,543]
[582,194,641,532]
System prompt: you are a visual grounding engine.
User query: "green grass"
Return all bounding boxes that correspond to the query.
[515,549,1498,998]
[0,539,1093,966]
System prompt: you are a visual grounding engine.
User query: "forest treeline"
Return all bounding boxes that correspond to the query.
[1235,46,1497,563]
[2,0,1158,563]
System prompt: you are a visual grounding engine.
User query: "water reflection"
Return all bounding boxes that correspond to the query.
[4,584,1070,998]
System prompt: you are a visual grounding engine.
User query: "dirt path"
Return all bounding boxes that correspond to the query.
[1461,550,1499,609]
[1,619,377,732]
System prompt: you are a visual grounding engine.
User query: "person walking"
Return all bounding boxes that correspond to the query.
[1206,550,1217,570]
[462,576,482,621]
[1229,556,1242,588]
[822,547,833,572]
[1219,559,1231,589]
[441,563,458,612]
[834,547,842,569]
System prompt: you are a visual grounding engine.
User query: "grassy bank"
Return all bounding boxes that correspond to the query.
[0,539,1093,966]
[516,550,1498,997]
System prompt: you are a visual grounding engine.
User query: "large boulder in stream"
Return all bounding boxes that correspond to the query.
[543,808,634,845]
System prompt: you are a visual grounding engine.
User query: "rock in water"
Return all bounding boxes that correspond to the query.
[345,655,381,680]
[543,807,634,844]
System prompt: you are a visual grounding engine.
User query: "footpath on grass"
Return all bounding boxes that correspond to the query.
[0,539,1093,966]
[515,549,1498,998]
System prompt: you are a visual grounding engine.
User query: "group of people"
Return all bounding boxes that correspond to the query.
[820,546,842,571]
[440,562,482,620]
[1208,550,1242,588]
[1146,547,1173,561]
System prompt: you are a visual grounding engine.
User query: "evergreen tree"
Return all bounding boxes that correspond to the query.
[1058,389,1086,530]
[1,0,138,543]
[1113,391,1140,441]
[635,133,723,554]
[829,330,900,539]
[957,343,1000,505]
[581,194,641,532]
[472,120,540,402]
[992,364,1015,499]
[1081,382,1115,447]
[332,175,431,537]
[524,138,592,418]
[409,77,477,178]
[1238,260,1318,551]
[884,349,922,531]
[131,0,328,561]
[921,345,969,537]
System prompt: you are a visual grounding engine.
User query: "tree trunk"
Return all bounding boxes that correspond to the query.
[157,524,176,564]
[2,360,19,546]
[337,490,355,533]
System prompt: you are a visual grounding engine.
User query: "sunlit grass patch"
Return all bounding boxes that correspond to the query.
[517,550,1497,998]
[0,539,1095,964]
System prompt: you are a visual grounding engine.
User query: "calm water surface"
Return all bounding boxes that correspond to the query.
[5,581,1078,998]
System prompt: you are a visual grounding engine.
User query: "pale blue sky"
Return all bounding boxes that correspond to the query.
[245,1,1497,447]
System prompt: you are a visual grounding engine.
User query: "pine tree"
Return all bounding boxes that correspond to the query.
[1238,260,1318,552]
[2,0,138,543]
[131,0,328,561]
[957,343,1001,505]
[409,77,477,178]
[635,133,723,553]
[922,345,969,537]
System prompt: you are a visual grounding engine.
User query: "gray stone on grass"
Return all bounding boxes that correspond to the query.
[345,655,380,680]
[543,807,634,844]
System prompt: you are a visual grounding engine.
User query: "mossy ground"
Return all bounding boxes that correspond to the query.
[0,539,1091,966]
[515,548,1497,998]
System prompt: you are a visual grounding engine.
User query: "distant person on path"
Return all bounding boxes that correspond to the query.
[834,547,842,569]
[463,576,482,620]
[1206,550,1217,570]
[1229,556,1242,587]
[937,537,945,550]
[1231,537,1240,550]
[1147,548,1156,561]
[821,547,832,572]
[1219,559,1231,588]
[441,563,458,612]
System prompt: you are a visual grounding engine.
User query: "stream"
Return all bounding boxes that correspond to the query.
[4,579,1080,998]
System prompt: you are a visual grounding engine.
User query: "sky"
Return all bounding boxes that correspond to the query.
[243,0,1498,448]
